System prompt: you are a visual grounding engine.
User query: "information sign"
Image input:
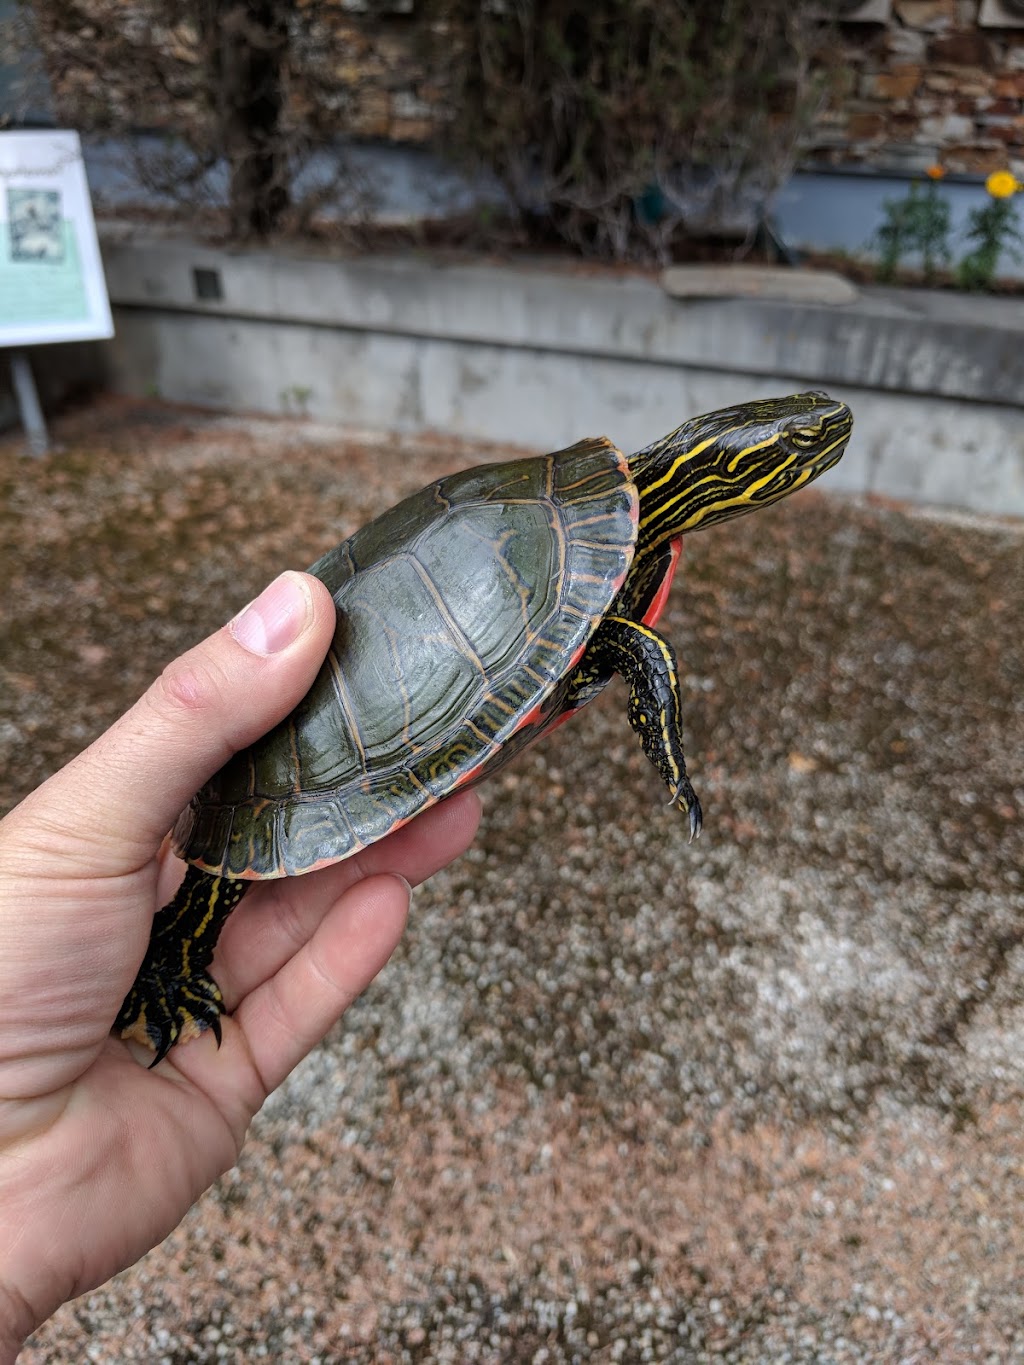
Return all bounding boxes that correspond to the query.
[0,129,113,347]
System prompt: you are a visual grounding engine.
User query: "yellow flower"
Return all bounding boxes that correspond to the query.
[985,170,1021,199]
[925,164,946,180]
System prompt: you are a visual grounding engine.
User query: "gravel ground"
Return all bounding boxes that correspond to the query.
[3,398,1023,1363]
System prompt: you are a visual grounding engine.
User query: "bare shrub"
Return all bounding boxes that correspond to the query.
[430,0,836,261]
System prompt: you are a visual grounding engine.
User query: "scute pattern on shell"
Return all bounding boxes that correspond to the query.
[174,437,638,878]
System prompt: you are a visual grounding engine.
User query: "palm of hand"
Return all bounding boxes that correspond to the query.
[0,572,481,1352]
[0,791,478,1347]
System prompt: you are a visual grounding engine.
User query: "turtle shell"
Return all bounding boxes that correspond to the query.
[173,436,639,878]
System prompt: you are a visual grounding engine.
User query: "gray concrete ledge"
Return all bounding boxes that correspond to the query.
[96,229,1024,518]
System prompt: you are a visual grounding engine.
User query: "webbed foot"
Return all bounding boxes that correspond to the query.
[114,864,248,1066]
[116,964,225,1067]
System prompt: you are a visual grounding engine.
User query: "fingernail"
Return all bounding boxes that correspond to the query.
[229,572,313,655]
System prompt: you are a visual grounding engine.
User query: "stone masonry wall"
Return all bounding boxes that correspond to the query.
[809,1,1024,176]
[33,2,1024,180]
[291,3,1024,178]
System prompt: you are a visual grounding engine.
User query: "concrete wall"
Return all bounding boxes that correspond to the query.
[97,232,1024,518]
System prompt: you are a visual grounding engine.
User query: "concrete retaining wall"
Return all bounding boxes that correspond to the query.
[97,231,1024,518]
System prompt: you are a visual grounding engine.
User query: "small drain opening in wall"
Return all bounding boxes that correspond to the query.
[193,267,223,302]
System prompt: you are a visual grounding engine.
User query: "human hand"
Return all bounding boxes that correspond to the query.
[0,571,481,1357]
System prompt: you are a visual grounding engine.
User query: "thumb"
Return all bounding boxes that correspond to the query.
[12,571,337,875]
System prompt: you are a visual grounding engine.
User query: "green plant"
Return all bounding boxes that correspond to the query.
[956,172,1024,291]
[872,167,1024,291]
[873,171,951,283]
[280,384,313,417]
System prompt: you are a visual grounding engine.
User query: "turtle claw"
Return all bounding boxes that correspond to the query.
[114,866,244,1065]
[116,965,226,1067]
[668,777,702,840]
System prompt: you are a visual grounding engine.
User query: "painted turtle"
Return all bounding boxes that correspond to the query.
[118,391,853,1061]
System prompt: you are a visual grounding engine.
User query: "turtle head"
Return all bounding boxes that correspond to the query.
[631,391,853,544]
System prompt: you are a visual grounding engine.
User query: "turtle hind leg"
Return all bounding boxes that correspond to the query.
[115,865,249,1066]
[583,613,703,840]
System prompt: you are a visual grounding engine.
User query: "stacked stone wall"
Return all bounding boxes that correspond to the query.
[37,2,1024,178]
[811,1,1024,174]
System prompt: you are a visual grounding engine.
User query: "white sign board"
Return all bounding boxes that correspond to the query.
[0,129,113,347]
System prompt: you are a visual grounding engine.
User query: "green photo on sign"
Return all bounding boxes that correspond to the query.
[8,188,65,263]
[0,206,89,328]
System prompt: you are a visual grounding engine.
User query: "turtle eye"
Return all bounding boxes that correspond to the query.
[789,428,820,449]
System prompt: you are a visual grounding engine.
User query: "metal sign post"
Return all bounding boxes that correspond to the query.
[9,349,49,456]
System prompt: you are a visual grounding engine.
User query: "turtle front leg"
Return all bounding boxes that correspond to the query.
[581,614,702,839]
[115,865,249,1066]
